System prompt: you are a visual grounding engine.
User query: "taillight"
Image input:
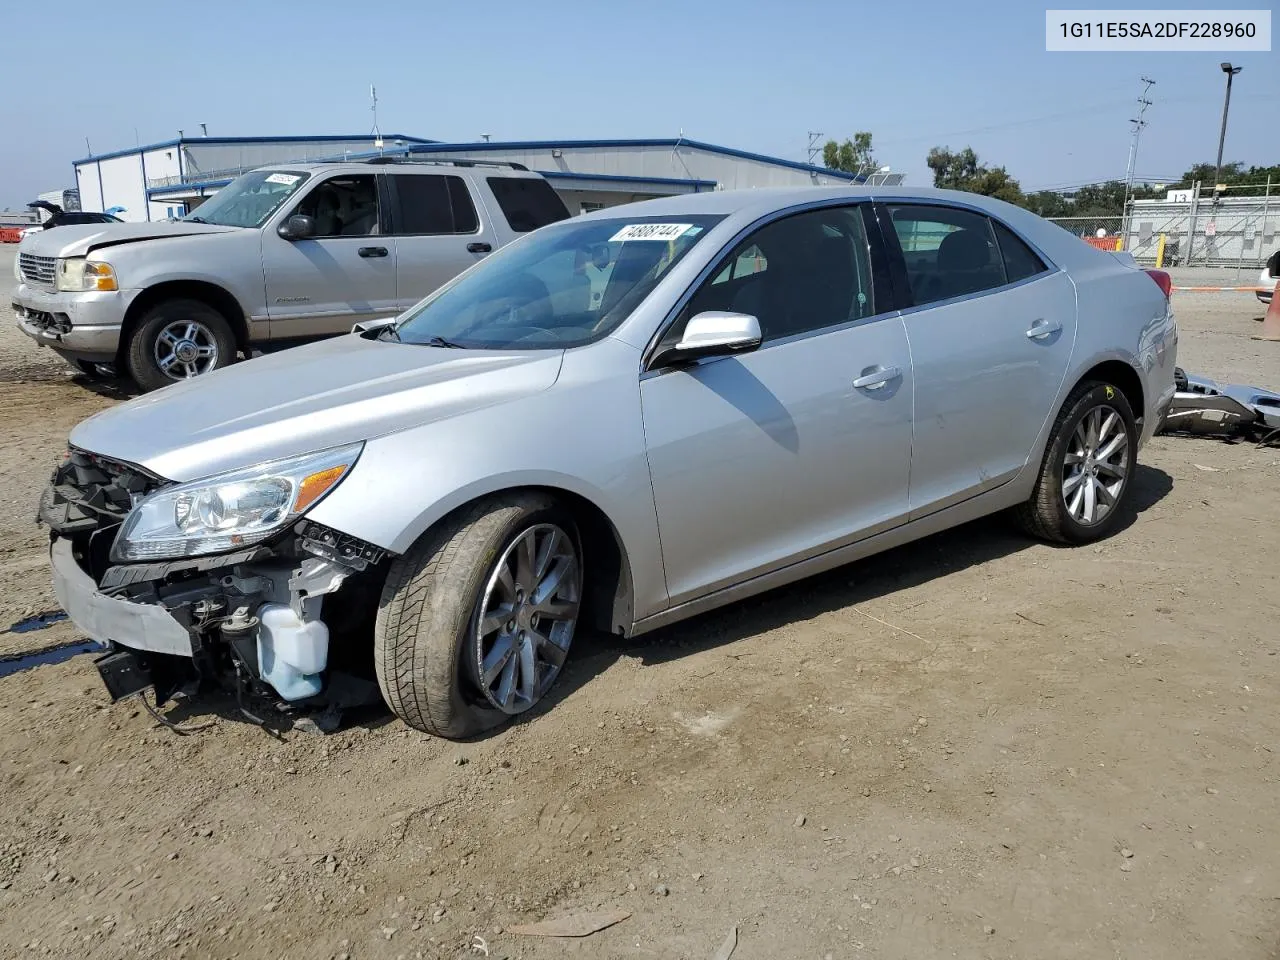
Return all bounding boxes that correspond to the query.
[1145,269,1173,299]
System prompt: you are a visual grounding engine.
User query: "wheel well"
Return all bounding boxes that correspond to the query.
[1078,360,1144,420]
[428,486,635,638]
[118,281,249,366]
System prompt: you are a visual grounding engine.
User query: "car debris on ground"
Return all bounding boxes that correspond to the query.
[1160,367,1280,445]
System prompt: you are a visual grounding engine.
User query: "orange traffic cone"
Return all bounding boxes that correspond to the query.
[1257,281,1280,341]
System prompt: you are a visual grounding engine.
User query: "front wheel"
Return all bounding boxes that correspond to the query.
[1014,381,1138,544]
[125,299,236,392]
[374,493,583,739]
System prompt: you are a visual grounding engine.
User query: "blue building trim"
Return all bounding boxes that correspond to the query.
[75,133,435,165]
[397,138,864,182]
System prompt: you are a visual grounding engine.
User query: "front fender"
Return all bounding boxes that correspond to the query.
[307,338,669,621]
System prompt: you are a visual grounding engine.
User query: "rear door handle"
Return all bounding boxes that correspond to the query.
[1025,318,1062,339]
[467,242,492,254]
[852,365,902,390]
[358,246,389,258]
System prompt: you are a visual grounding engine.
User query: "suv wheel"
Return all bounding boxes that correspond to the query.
[1014,380,1138,544]
[374,493,582,739]
[126,299,236,392]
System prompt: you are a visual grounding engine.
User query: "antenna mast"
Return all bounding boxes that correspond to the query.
[370,84,383,153]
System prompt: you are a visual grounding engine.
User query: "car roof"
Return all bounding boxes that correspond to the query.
[575,186,1034,221]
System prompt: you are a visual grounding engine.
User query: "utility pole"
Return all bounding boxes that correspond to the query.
[807,131,824,166]
[1122,76,1155,247]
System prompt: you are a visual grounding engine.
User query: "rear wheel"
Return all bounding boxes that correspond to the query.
[374,493,582,739]
[1014,381,1138,544]
[125,299,236,392]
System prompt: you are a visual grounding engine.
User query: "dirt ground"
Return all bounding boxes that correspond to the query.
[2,249,1279,960]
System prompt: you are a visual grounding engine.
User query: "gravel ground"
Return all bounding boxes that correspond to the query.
[1,246,1279,960]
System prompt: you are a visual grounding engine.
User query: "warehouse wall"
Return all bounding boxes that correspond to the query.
[98,155,148,222]
[73,162,103,213]
[143,147,183,221]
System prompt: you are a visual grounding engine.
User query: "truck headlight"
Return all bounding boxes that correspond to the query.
[112,443,363,562]
[57,258,118,292]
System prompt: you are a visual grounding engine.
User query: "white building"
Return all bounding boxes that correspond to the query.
[73,134,900,222]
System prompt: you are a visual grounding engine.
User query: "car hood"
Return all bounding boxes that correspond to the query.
[69,335,565,481]
[22,220,241,258]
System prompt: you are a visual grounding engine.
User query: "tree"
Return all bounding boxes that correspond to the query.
[926,146,1025,205]
[822,132,875,176]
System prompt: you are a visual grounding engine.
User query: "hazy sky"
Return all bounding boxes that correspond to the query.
[2,0,1276,208]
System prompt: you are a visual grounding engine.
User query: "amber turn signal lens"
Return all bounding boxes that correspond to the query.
[293,465,348,513]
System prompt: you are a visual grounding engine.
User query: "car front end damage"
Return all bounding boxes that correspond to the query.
[39,446,390,718]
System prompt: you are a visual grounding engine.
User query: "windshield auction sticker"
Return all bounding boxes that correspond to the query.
[264,173,302,185]
[610,223,695,242]
[1046,10,1270,50]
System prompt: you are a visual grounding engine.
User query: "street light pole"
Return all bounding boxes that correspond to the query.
[1213,62,1242,197]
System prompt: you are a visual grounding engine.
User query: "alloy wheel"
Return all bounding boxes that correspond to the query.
[1062,403,1129,526]
[154,320,220,380]
[472,523,581,714]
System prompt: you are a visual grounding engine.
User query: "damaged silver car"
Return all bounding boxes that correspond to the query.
[41,187,1178,738]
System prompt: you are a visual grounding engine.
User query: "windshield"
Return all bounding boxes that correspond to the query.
[394,215,724,349]
[182,169,311,228]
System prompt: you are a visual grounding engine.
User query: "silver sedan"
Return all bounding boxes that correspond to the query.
[45,187,1178,738]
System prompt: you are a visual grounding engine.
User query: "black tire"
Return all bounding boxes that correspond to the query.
[374,493,581,739]
[1014,380,1139,544]
[125,299,236,392]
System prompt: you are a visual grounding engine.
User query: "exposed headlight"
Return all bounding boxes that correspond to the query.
[56,258,118,292]
[112,444,363,562]
[12,254,19,282]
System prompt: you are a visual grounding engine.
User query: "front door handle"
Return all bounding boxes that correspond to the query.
[467,242,492,254]
[358,246,389,258]
[1025,318,1062,339]
[852,365,902,390]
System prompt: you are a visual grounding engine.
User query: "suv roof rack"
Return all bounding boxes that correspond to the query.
[358,156,529,172]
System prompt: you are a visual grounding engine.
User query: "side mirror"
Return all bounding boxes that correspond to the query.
[651,311,762,368]
[278,214,315,241]
[352,316,397,337]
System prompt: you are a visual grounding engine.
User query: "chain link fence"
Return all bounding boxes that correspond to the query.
[1048,190,1277,269]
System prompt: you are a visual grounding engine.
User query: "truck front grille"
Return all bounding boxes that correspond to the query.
[18,253,56,287]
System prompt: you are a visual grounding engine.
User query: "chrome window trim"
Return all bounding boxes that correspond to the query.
[639,196,897,374]
[875,197,1065,317]
[874,195,1060,273]
[893,267,1063,320]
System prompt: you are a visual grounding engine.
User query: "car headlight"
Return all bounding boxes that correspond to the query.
[112,443,363,562]
[12,254,19,282]
[56,258,118,292]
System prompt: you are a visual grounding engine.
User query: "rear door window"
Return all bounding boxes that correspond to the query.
[390,174,479,235]
[886,204,1007,306]
[486,177,571,232]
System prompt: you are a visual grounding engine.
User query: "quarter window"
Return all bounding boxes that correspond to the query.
[887,204,1006,305]
[486,177,571,232]
[992,220,1048,283]
[676,206,876,344]
[291,175,380,237]
[392,175,478,235]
